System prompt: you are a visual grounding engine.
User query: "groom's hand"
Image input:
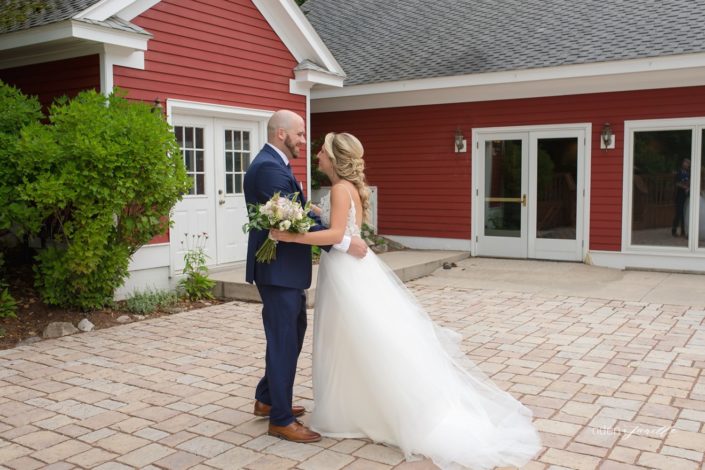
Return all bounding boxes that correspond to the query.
[347,236,368,258]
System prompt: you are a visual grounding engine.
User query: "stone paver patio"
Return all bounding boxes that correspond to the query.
[0,277,704,469]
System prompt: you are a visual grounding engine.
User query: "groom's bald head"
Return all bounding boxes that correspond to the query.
[267,110,306,159]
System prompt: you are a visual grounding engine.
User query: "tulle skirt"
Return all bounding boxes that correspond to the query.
[310,250,541,470]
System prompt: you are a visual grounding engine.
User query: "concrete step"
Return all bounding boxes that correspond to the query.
[211,250,469,307]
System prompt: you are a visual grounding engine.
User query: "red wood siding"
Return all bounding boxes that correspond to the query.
[312,85,705,251]
[0,55,100,110]
[115,0,308,185]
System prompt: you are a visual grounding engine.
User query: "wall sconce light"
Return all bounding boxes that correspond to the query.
[454,127,467,153]
[600,122,615,150]
[152,97,163,115]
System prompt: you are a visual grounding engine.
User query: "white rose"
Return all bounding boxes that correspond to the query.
[279,220,292,230]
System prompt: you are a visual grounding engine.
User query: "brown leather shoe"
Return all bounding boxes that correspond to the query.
[268,420,321,443]
[253,400,305,418]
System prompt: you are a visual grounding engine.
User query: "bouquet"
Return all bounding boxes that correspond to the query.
[242,192,315,263]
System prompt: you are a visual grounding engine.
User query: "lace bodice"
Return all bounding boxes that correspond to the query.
[319,187,361,237]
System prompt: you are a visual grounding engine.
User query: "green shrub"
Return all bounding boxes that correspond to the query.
[178,233,215,301]
[0,81,44,237]
[9,87,190,310]
[125,288,178,314]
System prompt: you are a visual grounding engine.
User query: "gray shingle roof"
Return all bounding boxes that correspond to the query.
[0,0,103,33]
[301,0,705,86]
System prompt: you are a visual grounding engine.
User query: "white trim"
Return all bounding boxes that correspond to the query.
[116,0,162,20]
[128,243,170,271]
[383,235,472,252]
[305,89,312,199]
[166,99,274,122]
[75,0,161,21]
[252,0,345,77]
[622,116,705,255]
[75,0,134,21]
[312,57,705,112]
[588,250,705,273]
[472,123,592,261]
[0,42,101,70]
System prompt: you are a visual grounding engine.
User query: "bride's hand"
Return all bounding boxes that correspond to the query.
[269,229,296,242]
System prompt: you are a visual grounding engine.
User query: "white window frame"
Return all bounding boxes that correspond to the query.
[622,117,705,254]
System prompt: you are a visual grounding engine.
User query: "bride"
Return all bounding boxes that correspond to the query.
[270,132,541,470]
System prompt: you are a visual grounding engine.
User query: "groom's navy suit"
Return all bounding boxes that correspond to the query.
[244,143,323,426]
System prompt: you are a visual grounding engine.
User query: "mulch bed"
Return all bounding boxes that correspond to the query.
[0,264,221,350]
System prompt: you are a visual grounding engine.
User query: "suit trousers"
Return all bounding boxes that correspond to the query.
[254,284,307,426]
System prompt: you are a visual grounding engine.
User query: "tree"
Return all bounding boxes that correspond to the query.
[0,0,53,30]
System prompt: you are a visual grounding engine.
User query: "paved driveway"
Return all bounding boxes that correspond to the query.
[0,268,703,469]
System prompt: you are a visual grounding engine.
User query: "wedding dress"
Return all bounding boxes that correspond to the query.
[310,190,541,470]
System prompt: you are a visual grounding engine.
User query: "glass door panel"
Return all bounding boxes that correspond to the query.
[536,138,577,240]
[699,129,705,248]
[484,140,524,238]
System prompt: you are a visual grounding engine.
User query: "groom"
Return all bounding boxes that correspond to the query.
[244,110,367,443]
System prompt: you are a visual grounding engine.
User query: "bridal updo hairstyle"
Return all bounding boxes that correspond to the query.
[323,132,371,223]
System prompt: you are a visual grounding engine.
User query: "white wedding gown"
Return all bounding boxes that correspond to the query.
[310,191,541,470]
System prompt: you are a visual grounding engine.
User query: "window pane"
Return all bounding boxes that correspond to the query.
[243,131,250,151]
[484,140,522,237]
[226,174,233,193]
[235,174,243,194]
[536,138,577,240]
[184,150,193,171]
[196,128,203,149]
[175,126,183,144]
[243,152,251,171]
[196,174,205,195]
[225,130,232,150]
[235,152,242,172]
[185,127,194,148]
[225,152,233,172]
[189,175,196,195]
[196,151,204,172]
[631,130,691,247]
[234,131,242,151]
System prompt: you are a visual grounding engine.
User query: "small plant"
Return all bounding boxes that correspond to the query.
[0,255,16,319]
[0,284,17,319]
[178,233,216,301]
[312,245,321,264]
[125,288,178,314]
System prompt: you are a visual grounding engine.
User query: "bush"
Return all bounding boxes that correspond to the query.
[0,254,16,319]
[124,288,178,315]
[6,87,191,310]
[0,81,44,238]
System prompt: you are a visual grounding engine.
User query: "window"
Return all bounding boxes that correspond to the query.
[175,126,205,195]
[224,129,250,194]
[627,121,704,251]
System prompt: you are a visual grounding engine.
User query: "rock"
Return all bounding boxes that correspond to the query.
[134,315,146,321]
[165,306,187,314]
[77,318,94,332]
[43,322,79,339]
[442,262,452,270]
[116,315,132,323]
[17,336,42,346]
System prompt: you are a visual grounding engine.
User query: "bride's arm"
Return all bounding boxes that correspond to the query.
[270,184,350,246]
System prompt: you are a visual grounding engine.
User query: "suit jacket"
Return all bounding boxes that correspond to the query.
[244,145,323,289]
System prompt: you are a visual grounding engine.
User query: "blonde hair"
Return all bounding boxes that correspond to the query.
[323,132,370,223]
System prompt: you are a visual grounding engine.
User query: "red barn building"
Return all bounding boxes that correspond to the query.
[303,0,705,273]
[0,0,344,296]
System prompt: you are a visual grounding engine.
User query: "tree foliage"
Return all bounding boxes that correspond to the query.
[0,0,53,30]
[0,83,191,309]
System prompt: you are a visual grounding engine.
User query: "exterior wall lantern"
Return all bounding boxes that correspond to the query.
[600,122,615,150]
[454,127,467,153]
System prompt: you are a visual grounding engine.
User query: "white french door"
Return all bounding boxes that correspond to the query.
[474,126,587,261]
[170,115,259,272]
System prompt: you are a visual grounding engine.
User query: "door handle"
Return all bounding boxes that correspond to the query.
[218,189,225,205]
[522,194,527,207]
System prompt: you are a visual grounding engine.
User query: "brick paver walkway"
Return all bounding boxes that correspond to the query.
[0,282,703,469]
